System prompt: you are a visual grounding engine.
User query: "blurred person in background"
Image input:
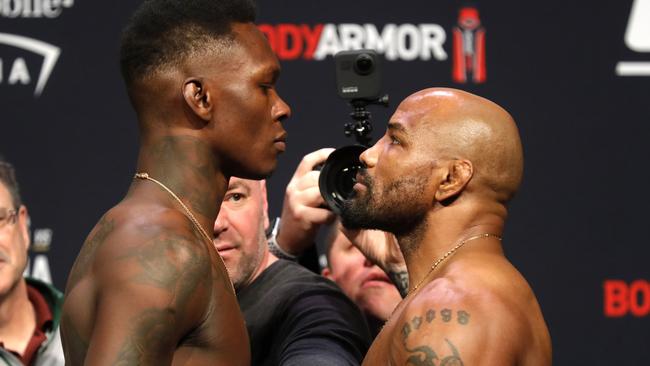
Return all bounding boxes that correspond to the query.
[321,222,402,337]
[0,158,64,366]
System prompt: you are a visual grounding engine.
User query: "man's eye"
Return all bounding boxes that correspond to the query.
[228,193,244,202]
[390,136,400,145]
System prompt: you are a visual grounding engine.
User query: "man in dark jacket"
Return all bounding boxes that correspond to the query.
[214,177,372,365]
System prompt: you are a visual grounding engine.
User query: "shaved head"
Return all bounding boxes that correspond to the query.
[397,88,524,203]
[342,87,524,236]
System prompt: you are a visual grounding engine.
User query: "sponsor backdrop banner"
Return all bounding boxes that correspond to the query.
[1,0,649,364]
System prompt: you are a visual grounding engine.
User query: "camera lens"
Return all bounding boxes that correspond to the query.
[318,145,367,215]
[354,53,375,76]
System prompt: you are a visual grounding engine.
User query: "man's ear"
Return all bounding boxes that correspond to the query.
[321,267,332,279]
[434,159,473,202]
[260,180,270,231]
[18,205,30,251]
[182,78,212,122]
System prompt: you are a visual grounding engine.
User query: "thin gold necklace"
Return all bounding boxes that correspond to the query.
[134,172,234,292]
[410,233,502,295]
[385,233,502,324]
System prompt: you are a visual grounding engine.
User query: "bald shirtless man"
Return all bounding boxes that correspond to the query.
[61,0,290,364]
[341,88,552,365]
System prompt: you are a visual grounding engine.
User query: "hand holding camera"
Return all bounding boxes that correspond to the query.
[276,148,337,256]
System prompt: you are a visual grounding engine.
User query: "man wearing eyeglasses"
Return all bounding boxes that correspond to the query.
[0,159,64,366]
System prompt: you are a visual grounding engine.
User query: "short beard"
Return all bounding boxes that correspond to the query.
[340,170,430,239]
[231,223,268,291]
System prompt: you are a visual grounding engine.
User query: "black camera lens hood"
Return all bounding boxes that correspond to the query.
[318,144,367,215]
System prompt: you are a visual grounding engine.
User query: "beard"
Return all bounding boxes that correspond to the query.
[340,168,430,237]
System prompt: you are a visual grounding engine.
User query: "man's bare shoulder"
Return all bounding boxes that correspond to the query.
[387,276,517,366]
[62,201,218,364]
[67,200,212,291]
[391,257,550,366]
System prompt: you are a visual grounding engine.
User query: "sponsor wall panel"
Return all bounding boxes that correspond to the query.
[1,0,649,364]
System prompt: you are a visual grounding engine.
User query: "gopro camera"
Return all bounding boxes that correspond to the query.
[335,50,383,101]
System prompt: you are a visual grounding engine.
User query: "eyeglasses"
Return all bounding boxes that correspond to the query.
[0,207,17,229]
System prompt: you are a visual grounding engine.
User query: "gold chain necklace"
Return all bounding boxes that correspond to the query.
[133,172,234,292]
[384,233,502,325]
[409,233,502,295]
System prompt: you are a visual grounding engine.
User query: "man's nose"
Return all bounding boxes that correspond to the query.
[214,210,230,236]
[273,91,291,121]
[359,144,377,168]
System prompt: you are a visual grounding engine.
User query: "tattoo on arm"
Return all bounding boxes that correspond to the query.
[402,308,471,344]
[67,217,115,289]
[406,338,463,366]
[112,234,210,364]
[114,309,176,365]
[388,270,409,298]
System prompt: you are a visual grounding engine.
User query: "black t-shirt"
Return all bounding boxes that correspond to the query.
[237,259,372,366]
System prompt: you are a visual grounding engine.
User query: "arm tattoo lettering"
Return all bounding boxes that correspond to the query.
[402,308,471,344]
[388,270,409,298]
[457,311,470,325]
[406,338,464,366]
[426,310,436,323]
[412,316,423,330]
[441,309,452,322]
[402,323,412,343]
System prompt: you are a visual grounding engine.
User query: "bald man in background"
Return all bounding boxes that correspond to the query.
[341,88,552,365]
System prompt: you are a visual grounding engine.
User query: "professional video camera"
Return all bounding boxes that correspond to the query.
[318,49,389,215]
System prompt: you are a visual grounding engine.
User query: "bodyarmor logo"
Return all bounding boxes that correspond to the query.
[452,5,486,84]
[616,0,650,76]
[604,279,650,317]
[259,23,448,61]
[0,33,60,96]
[0,0,74,18]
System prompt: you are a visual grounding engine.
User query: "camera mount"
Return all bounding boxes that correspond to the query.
[344,95,389,147]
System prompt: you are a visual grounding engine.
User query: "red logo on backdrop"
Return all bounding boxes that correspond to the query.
[257,23,449,62]
[452,5,486,84]
[257,6,491,85]
[258,24,324,60]
[603,279,650,317]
